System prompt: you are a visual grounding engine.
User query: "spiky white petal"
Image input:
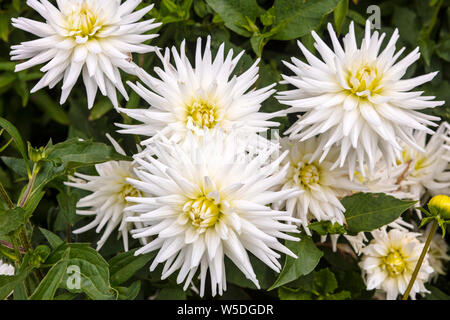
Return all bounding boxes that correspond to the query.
[359,228,433,300]
[126,129,301,297]
[11,0,161,109]
[279,20,444,176]
[116,36,282,147]
[395,122,450,205]
[275,137,364,233]
[65,135,144,251]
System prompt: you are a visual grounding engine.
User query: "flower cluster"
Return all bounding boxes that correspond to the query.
[10,2,449,300]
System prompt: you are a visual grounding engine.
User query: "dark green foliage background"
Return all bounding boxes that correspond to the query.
[0,0,448,300]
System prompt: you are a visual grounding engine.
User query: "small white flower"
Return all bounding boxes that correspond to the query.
[116,36,282,146]
[0,260,14,276]
[359,228,433,300]
[353,154,405,194]
[419,224,450,282]
[65,135,143,251]
[125,130,301,297]
[11,0,161,109]
[278,20,443,176]
[275,137,363,232]
[395,122,450,204]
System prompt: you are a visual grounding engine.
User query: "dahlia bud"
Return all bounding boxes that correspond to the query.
[428,195,450,220]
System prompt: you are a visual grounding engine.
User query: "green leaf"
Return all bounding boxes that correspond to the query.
[46,243,116,300]
[23,190,45,220]
[425,285,450,300]
[278,286,313,300]
[109,249,156,286]
[334,0,348,35]
[392,6,419,46]
[436,37,450,62]
[0,269,31,300]
[89,98,114,121]
[56,191,79,226]
[39,228,64,249]
[0,207,26,237]
[347,9,367,26]
[269,233,323,290]
[313,268,337,295]
[272,0,341,40]
[0,15,10,42]
[0,62,16,72]
[14,80,30,107]
[54,292,78,300]
[13,282,28,300]
[0,117,30,174]
[342,193,417,235]
[31,92,70,126]
[279,268,351,300]
[250,34,266,56]
[0,73,16,89]
[115,281,141,300]
[1,156,30,177]
[206,0,264,37]
[325,290,351,300]
[46,138,129,171]
[30,258,69,300]
[156,287,187,300]
[12,0,21,12]
[194,0,208,18]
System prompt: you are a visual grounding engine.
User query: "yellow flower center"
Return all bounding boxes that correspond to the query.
[293,163,320,187]
[184,196,222,231]
[121,184,140,203]
[413,156,427,172]
[66,4,102,40]
[186,100,218,129]
[347,65,382,98]
[383,250,407,277]
[354,171,367,184]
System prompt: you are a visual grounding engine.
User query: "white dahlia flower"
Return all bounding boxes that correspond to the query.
[125,130,301,297]
[0,260,14,276]
[65,135,143,251]
[419,224,450,282]
[278,20,444,176]
[395,122,450,204]
[275,137,364,232]
[11,0,161,109]
[116,36,282,146]
[359,228,433,300]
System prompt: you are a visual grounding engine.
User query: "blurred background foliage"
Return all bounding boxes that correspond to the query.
[0,0,448,300]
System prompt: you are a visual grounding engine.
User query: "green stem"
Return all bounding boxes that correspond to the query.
[18,229,31,253]
[11,237,21,268]
[0,181,14,210]
[11,163,39,259]
[402,219,438,300]
[19,163,37,208]
[425,0,443,38]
